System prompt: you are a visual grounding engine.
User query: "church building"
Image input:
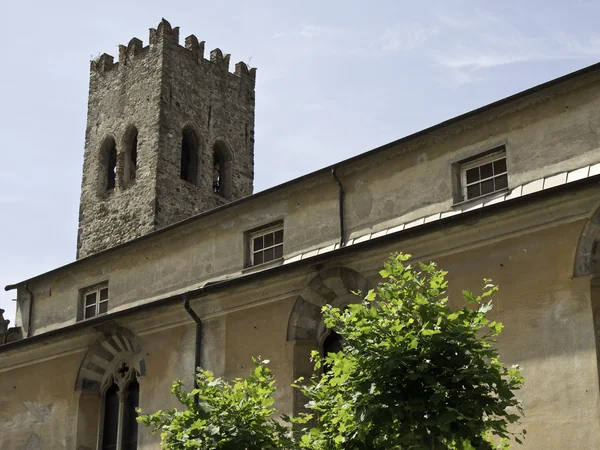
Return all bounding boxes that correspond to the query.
[1,19,600,449]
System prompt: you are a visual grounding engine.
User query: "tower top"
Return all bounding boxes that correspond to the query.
[91,19,256,85]
[77,19,257,258]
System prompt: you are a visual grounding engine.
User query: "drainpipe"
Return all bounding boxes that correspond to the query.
[183,294,202,404]
[24,284,34,338]
[331,168,345,247]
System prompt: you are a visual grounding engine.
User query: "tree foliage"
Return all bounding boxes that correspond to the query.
[136,358,294,449]
[137,253,524,450]
[295,253,525,450]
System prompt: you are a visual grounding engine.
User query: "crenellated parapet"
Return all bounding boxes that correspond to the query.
[90,19,256,85]
[118,37,144,64]
[149,18,180,45]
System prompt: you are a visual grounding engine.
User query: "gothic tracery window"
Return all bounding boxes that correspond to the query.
[100,361,139,450]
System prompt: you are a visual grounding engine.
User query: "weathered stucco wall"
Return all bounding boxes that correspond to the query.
[2,195,599,448]
[23,64,600,336]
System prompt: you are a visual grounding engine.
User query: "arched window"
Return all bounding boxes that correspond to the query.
[100,137,117,191]
[181,127,199,185]
[100,362,139,450]
[213,140,232,198]
[75,329,144,450]
[123,127,138,183]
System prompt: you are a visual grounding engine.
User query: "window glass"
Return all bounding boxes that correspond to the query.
[250,225,284,266]
[462,152,507,201]
[82,285,109,320]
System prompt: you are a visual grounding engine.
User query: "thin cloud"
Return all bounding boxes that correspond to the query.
[378,23,439,54]
[430,9,600,83]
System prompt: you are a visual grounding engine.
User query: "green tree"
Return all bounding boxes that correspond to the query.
[137,358,295,449]
[295,253,525,450]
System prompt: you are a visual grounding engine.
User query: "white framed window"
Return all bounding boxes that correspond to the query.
[461,150,507,201]
[249,223,283,266]
[82,284,109,320]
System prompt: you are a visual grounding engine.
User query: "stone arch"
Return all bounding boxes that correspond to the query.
[574,203,600,277]
[75,327,145,393]
[287,267,371,343]
[75,327,145,449]
[286,267,371,417]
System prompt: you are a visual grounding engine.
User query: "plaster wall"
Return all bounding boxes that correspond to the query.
[1,209,599,448]
[16,69,600,337]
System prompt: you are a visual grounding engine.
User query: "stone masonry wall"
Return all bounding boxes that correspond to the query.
[77,20,256,258]
[154,22,256,228]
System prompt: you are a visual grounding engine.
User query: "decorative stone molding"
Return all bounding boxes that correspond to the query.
[75,326,145,392]
[574,202,600,277]
[287,267,371,342]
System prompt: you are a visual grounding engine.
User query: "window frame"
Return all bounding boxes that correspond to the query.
[80,283,109,320]
[247,222,284,267]
[98,361,140,450]
[459,149,508,202]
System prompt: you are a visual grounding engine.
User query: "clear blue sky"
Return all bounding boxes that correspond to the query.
[2,0,599,324]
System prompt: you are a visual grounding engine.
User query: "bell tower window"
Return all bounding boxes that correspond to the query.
[213,153,221,194]
[180,127,199,185]
[212,140,233,198]
[100,137,118,192]
[123,127,138,183]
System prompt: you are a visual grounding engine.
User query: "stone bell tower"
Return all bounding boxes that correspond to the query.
[77,19,256,259]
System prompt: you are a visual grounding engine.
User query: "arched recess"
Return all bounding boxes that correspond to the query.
[180,126,200,185]
[573,204,600,277]
[122,125,139,184]
[286,267,371,416]
[74,327,145,450]
[99,136,117,192]
[212,139,233,199]
[574,203,600,397]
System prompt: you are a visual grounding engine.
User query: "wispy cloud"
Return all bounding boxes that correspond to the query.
[430,9,600,83]
[378,23,439,54]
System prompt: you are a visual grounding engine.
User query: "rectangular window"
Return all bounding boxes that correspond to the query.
[249,224,284,266]
[461,151,507,201]
[82,284,109,320]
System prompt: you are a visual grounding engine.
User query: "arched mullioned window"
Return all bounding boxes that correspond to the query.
[100,361,140,450]
[100,137,118,192]
[75,328,145,450]
[180,127,199,185]
[123,127,138,183]
[212,141,233,198]
[286,267,372,417]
